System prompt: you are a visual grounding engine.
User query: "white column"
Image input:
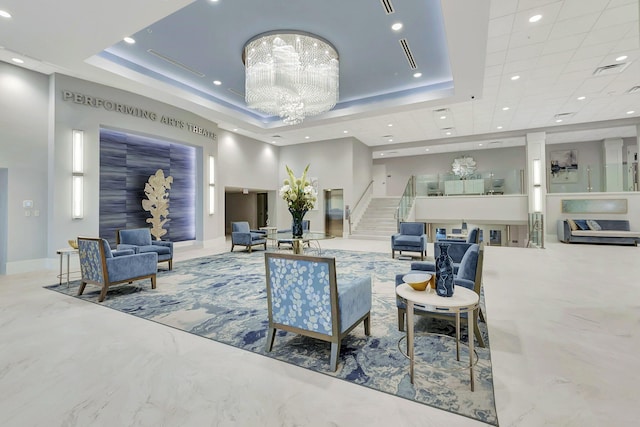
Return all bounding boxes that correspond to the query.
[603,138,624,192]
[526,132,546,214]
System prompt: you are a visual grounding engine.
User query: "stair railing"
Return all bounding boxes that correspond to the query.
[396,175,416,231]
[348,180,374,235]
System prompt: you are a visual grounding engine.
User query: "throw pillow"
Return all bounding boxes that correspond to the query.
[586,219,602,231]
[566,219,579,231]
[574,219,589,230]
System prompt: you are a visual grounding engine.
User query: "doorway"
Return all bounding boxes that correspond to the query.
[373,164,387,197]
[257,192,268,227]
[324,189,344,237]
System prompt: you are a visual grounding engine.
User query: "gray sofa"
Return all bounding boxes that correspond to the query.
[557,219,640,246]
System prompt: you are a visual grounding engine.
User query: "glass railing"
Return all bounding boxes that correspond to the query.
[548,162,639,193]
[416,169,524,196]
[396,175,416,228]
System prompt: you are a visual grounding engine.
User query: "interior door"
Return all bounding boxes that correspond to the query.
[324,189,344,237]
[257,192,268,227]
[372,164,387,196]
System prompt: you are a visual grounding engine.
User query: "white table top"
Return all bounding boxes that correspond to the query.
[396,283,479,310]
[259,226,278,230]
[56,247,79,254]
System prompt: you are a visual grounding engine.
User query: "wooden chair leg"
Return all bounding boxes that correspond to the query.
[364,314,371,336]
[77,281,87,296]
[168,259,173,270]
[265,327,276,352]
[330,341,340,371]
[230,244,235,252]
[397,308,406,332]
[98,284,109,302]
[151,275,157,290]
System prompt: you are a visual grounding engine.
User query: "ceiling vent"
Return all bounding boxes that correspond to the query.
[628,86,640,94]
[433,108,450,113]
[399,39,417,69]
[147,49,205,77]
[554,112,575,120]
[592,62,630,76]
[380,0,395,14]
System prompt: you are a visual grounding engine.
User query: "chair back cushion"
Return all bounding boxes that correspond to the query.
[119,228,152,246]
[457,244,479,282]
[232,222,250,233]
[265,253,336,336]
[466,228,479,243]
[399,222,424,236]
[78,238,106,284]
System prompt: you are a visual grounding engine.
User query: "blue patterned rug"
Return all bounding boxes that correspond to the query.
[45,249,497,425]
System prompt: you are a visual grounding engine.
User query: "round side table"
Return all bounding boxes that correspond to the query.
[395,283,480,391]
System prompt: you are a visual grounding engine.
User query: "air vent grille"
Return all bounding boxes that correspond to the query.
[399,39,417,69]
[433,108,449,113]
[628,86,640,94]
[593,62,629,76]
[380,0,395,14]
[147,49,205,77]
[554,112,575,119]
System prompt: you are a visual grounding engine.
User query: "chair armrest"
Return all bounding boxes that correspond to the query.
[409,261,436,272]
[106,252,158,283]
[152,241,173,252]
[250,229,267,235]
[232,232,252,245]
[116,243,139,253]
[112,249,135,257]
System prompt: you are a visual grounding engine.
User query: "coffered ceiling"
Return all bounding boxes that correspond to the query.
[0,0,638,158]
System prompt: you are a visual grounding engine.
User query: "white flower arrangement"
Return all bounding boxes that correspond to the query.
[280,164,317,211]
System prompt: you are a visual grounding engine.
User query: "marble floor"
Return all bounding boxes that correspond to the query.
[0,237,638,427]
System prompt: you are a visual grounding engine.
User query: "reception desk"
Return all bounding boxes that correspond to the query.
[444,179,485,195]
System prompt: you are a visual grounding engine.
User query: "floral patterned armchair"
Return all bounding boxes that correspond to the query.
[264,252,372,371]
[77,237,158,302]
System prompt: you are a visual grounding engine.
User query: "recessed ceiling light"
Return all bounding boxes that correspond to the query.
[388,139,393,142]
[0,10,11,18]
[555,119,563,123]
[478,143,483,146]
[380,153,384,156]
[305,136,310,139]
[391,23,403,31]
[529,14,542,23]
[440,115,446,119]
[510,75,520,81]
[413,72,422,78]
[497,126,503,129]
[577,96,586,100]
[209,0,219,2]
[425,148,430,152]
[343,130,348,134]
[627,110,635,114]
[502,107,509,111]
[11,58,24,64]
[387,123,393,127]
[616,55,628,61]
[213,80,222,85]
[445,132,451,136]
[232,128,238,132]
[123,37,136,44]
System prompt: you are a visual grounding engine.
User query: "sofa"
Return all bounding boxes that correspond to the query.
[557,219,640,246]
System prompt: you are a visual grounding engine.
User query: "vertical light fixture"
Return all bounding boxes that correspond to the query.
[532,159,542,212]
[208,155,215,215]
[72,130,84,219]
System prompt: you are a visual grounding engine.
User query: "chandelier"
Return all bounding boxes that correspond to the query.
[243,31,339,125]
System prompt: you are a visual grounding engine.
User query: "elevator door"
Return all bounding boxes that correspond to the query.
[324,189,343,237]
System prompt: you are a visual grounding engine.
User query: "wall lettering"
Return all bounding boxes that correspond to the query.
[62,90,217,140]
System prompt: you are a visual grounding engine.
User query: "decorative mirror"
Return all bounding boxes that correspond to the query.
[451,156,477,179]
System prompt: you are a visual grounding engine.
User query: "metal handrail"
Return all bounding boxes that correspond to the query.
[348,180,374,234]
[396,176,416,230]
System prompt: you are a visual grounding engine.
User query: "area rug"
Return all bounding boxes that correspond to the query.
[45,249,498,425]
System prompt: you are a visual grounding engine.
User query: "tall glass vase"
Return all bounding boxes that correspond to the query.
[435,243,455,297]
[289,208,308,238]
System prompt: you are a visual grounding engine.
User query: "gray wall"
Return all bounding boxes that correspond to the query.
[0,62,49,268]
[375,146,526,196]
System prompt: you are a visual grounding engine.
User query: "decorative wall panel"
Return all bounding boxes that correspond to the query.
[100,129,196,245]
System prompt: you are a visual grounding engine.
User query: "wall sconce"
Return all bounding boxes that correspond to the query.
[72,130,84,219]
[208,155,215,215]
[532,158,542,213]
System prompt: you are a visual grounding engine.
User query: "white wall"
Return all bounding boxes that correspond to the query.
[0,62,49,271]
[415,195,529,224]
[279,138,361,233]
[375,146,526,196]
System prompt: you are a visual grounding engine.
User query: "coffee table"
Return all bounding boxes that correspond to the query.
[395,283,480,391]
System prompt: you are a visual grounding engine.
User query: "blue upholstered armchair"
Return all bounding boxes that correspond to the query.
[395,243,486,347]
[78,237,158,302]
[391,222,427,260]
[264,252,372,371]
[116,228,173,270]
[231,221,267,253]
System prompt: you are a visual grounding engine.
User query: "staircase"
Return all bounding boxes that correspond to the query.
[350,197,400,240]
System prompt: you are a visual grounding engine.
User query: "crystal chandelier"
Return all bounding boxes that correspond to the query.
[243,31,339,125]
